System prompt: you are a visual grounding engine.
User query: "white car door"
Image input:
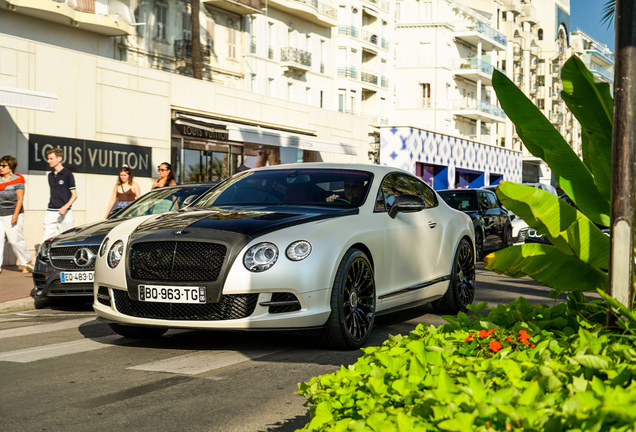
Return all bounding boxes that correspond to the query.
[376,173,442,302]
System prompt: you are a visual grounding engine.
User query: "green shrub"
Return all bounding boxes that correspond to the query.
[297,297,636,432]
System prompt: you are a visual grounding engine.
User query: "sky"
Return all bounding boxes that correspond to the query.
[569,0,615,52]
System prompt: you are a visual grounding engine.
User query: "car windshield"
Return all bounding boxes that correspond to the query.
[438,191,478,211]
[112,186,213,219]
[193,169,373,208]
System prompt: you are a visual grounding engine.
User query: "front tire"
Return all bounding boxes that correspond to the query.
[503,226,513,248]
[109,323,167,339]
[433,238,476,314]
[319,249,376,350]
[474,228,484,261]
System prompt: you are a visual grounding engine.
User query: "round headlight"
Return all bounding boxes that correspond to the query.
[99,237,109,257]
[286,240,312,261]
[244,242,279,272]
[107,241,124,269]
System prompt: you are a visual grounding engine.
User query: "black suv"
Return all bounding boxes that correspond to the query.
[32,183,216,308]
[437,188,513,259]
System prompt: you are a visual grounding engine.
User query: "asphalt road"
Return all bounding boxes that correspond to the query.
[0,263,561,432]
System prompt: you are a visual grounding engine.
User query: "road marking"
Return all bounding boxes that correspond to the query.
[0,335,121,363]
[15,312,96,317]
[0,318,98,340]
[128,348,282,375]
[0,317,28,322]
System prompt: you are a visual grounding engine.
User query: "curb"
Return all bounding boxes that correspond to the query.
[0,297,36,314]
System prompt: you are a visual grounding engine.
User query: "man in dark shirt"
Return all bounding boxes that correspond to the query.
[42,148,77,242]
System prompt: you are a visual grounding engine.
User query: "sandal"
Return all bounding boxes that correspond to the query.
[23,262,34,274]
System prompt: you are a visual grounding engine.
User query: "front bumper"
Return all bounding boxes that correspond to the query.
[32,258,94,300]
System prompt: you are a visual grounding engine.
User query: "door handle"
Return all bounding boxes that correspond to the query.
[428,221,437,228]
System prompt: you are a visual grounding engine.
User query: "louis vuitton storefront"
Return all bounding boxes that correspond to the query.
[171,113,358,184]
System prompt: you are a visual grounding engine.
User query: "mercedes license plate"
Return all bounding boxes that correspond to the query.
[60,271,94,283]
[139,285,206,304]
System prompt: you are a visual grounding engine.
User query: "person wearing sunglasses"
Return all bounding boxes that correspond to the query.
[0,156,33,274]
[326,178,366,205]
[151,162,177,190]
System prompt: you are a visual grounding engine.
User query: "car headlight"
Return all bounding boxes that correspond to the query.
[244,242,278,272]
[107,240,124,269]
[99,237,109,257]
[286,240,312,261]
[38,239,53,262]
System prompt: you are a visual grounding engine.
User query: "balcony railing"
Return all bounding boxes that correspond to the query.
[513,47,524,58]
[549,111,564,123]
[338,25,358,38]
[453,58,504,75]
[338,66,358,79]
[174,40,212,62]
[452,98,505,118]
[586,49,614,65]
[453,20,507,46]
[420,98,432,108]
[361,70,378,85]
[549,87,560,97]
[361,30,379,46]
[51,0,137,25]
[551,66,561,75]
[281,47,312,67]
[381,38,389,50]
[289,0,337,19]
[361,112,388,125]
[363,0,390,12]
[513,74,524,82]
[589,64,614,82]
[381,76,389,88]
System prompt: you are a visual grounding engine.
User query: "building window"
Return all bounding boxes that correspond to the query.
[395,2,401,21]
[306,87,312,105]
[350,90,357,114]
[320,90,324,108]
[182,10,192,40]
[268,22,275,59]
[422,83,431,98]
[228,20,237,58]
[287,82,294,101]
[538,29,544,41]
[155,2,167,40]
[338,89,346,112]
[250,73,257,93]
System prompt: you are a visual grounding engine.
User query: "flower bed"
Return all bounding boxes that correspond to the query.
[296,296,636,431]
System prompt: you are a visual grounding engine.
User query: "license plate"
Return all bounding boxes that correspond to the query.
[60,271,94,283]
[138,285,206,304]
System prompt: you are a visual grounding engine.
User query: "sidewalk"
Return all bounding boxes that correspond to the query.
[0,266,36,313]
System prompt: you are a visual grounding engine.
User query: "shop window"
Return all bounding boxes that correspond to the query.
[155,2,167,40]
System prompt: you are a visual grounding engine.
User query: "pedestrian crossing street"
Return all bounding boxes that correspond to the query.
[0,312,283,373]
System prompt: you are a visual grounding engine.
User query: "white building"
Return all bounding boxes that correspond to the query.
[0,0,370,263]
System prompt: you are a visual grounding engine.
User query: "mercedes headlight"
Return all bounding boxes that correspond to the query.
[99,237,109,257]
[38,239,53,262]
[107,240,124,269]
[244,242,279,272]
[286,240,312,261]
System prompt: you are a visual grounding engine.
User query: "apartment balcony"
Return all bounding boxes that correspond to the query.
[521,4,538,24]
[174,40,212,65]
[586,49,615,67]
[361,30,380,51]
[589,63,614,83]
[549,111,564,124]
[451,98,506,122]
[381,38,389,50]
[7,0,136,35]
[513,47,524,59]
[380,75,389,88]
[502,0,522,15]
[528,81,538,94]
[268,0,337,27]
[551,66,561,79]
[453,20,506,51]
[338,25,358,38]
[548,87,560,98]
[468,133,491,144]
[452,57,504,86]
[203,0,262,15]
[361,112,388,125]
[280,47,312,74]
[362,0,390,12]
[338,66,358,79]
[360,69,379,88]
[529,55,538,69]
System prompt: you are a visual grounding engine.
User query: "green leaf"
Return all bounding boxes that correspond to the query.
[307,401,334,429]
[518,381,541,405]
[597,289,636,325]
[561,56,613,202]
[571,355,611,370]
[492,69,610,226]
[496,182,609,269]
[483,243,608,292]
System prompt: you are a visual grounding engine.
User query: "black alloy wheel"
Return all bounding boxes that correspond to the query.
[433,238,476,314]
[319,249,376,350]
[475,229,484,261]
[504,227,513,248]
[109,323,168,338]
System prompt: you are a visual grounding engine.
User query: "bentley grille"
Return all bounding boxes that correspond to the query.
[112,289,258,321]
[50,246,100,270]
[129,241,227,282]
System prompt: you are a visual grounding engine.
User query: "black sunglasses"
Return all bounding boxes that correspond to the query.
[0,164,9,168]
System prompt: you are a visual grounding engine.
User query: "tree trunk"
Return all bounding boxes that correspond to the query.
[608,0,636,324]
[191,0,203,80]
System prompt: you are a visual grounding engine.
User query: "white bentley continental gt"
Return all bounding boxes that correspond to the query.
[93,163,475,350]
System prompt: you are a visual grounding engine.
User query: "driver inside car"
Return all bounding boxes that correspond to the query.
[326,178,365,205]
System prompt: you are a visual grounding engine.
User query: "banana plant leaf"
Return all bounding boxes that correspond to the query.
[492,69,611,227]
[561,56,613,203]
[497,182,609,270]
[483,244,608,292]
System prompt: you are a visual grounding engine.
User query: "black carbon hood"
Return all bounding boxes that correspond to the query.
[133,205,358,237]
[51,219,125,247]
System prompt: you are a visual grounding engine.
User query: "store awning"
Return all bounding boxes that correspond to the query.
[0,86,57,112]
[176,114,358,156]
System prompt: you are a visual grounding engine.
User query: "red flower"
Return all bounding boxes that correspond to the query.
[486,329,497,336]
[490,341,503,352]
[465,333,475,342]
[478,330,488,338]
[519,330,530,338]
[530,344,535,348]
[506,336,511,342]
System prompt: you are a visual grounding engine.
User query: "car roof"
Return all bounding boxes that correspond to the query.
[436,188,494,193]
[245,162,412,177]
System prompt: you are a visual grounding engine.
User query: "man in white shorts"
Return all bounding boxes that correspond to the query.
[42,148,77,242]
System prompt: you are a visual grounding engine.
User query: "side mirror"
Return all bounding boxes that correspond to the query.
[182,194,200,208]
[388,194,426,219]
